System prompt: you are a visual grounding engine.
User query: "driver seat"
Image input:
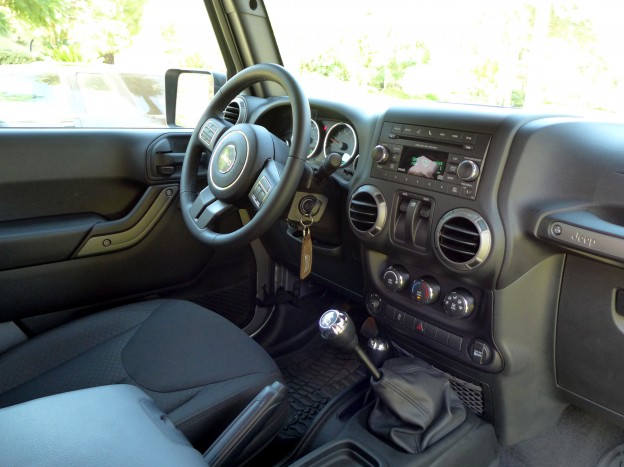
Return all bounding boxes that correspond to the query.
[0,299,287,451]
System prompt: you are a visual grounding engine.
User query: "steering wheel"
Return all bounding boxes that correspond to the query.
[180,63,310,249]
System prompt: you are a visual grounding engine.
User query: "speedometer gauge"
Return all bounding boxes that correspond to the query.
[323,122,358,166]
[307,119,321,159]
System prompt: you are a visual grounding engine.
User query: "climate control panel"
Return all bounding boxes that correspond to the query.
[382,265,475,319]
[369,262,502,372]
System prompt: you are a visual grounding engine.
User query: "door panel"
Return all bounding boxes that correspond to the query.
[0,128,234,323]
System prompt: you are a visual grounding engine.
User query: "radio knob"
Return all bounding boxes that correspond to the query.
[382,265,409,292]
[410,276,440,305]
[443,288,475,319]
[371,145,390,164]
[457,160,480,182]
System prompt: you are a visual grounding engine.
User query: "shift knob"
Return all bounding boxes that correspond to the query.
[367,338,391,368]
[319,309,358,350]
[319,309,382,381]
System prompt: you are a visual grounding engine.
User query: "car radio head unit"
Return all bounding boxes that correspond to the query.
[370,122,491,200]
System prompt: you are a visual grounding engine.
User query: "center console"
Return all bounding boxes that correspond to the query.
[348,112,505,427]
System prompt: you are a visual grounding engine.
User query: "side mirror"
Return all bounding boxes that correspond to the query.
[165,69,226,128]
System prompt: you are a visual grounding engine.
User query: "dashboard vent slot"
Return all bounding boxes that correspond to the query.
[222,97,247,124]
[223,101,240,123]
[349,186,387,236]
[435,209,491,270]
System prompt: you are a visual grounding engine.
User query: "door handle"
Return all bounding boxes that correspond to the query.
[148,134,207,179]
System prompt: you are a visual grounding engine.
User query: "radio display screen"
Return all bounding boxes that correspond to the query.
[398,147,448,179]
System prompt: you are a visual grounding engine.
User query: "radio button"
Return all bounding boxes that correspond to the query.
[371,145,390,164]
[390,144,402,154]
[449,154,462,164]
[461,185,476,198]
[446,164,458,175]
[457,160,480,182]
[461,133,477,143]
[449,185,461,196]
[449,131,462,142]
[434,181,449,193]
[402,125,418,136]
[434,128,450,140]
[391,123,404,133]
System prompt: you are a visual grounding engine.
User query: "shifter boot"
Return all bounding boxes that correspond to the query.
[368,357,466,453]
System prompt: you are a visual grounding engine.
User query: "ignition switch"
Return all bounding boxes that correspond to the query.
[298,196,322,217]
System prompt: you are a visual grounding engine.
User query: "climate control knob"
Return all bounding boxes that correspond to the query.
[371,145,390,164]
[457,160,480,182]
[443,288,475,318]
[410,276,440,305]
[382,265,409,292]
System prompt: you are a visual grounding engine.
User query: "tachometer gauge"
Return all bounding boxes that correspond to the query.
[307,119,321,159]
[323,122,358,166]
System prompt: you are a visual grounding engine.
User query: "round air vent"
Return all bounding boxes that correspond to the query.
[223,97,247,124]
[435,208,491,270]
[348,186,387,236]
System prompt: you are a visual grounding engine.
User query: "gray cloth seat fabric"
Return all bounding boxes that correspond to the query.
[0,299,284,449]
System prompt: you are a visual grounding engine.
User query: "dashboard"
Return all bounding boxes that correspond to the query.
[244,94,624,444]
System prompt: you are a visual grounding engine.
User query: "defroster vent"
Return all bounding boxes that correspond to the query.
[435,208,491,270]
[349,186,387,236]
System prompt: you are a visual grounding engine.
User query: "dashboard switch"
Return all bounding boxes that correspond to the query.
[382,265,410,292]
[366,293,382,315]
[410,276,441,304]
[444,288,475,318]
[469,340,492,365]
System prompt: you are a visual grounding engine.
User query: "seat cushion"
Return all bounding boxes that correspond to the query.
[0,299,283,448]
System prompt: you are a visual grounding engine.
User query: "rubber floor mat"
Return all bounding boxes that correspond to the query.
[276,336,366,440]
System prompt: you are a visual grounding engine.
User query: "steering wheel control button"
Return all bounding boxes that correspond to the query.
[444,288,475,319]
[382,265,410,292]
[410,277,441,305]
[366,293,382,315]
[469,340,493,365]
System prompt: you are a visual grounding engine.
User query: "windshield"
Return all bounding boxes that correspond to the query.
[266,0,624,117]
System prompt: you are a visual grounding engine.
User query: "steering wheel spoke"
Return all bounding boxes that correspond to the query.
[195,199,235,229]
[198,117,231,152]
[190,187,235,229]
[188,186,215,219]
[248,161,282,211]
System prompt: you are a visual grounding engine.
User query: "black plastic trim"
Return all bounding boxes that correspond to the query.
[75,185,178,257]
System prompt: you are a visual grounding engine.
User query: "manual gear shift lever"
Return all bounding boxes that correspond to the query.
[319,311,466,454]
[319,310,382,381]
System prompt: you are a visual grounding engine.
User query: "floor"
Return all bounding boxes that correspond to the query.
[499,405,624,467]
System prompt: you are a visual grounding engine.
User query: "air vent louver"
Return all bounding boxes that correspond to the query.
[349,186,387,236]
[223,100,240,124]
[435,209,491,270]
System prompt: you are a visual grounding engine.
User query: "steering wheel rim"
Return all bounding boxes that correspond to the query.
[180,63,310,249]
